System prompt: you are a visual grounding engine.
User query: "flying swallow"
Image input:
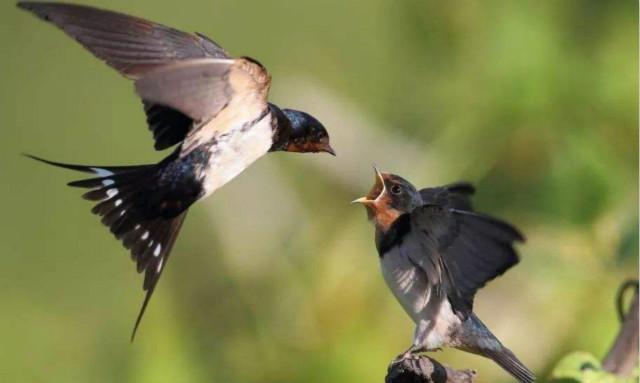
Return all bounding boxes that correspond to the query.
[353,168,535,383]
[18,2,335,339]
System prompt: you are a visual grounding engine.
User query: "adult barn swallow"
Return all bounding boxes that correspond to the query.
[353,169,535,383]
[18,2,334,339]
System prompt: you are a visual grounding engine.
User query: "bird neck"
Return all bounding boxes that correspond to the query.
[267,103,293,152]
[375,214,411,255]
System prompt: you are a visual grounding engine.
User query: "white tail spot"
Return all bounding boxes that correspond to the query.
[148,241,154,248]
[134,224,141,231]
[114,199,122,207]
[141,231,149,240]
[91,167,114,177]
[106,188,118,198]
[153,244,162,257]
[119,210,126,217]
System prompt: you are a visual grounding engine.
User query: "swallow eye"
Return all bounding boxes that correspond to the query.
[391,184,402,195]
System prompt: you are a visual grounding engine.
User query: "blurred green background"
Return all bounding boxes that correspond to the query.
[1,1,637,382]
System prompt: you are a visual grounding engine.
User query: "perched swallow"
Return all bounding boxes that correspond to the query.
[18,2,334,339]
[353,169,535,383]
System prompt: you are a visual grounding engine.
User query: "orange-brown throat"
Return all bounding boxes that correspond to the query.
[285,140,335,155]
[369,194,402,232]
[354,168,402,233]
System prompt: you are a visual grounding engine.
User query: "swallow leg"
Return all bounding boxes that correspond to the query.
[392,344,436,365]
[392,318,444,364]
[413,319,431,346]
[391,346,417,364]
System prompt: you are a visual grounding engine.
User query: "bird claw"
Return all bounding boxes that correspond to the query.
[391,346,425,365]
[391,352,412,365]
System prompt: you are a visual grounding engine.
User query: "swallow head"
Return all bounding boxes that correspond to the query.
[352,167,422,231]
[282,109,335,155]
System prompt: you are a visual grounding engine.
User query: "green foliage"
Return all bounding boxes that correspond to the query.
[548,352,639,383]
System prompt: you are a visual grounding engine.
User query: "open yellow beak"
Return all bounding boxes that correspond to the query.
[351,196,370,204]
[352,166,385,205]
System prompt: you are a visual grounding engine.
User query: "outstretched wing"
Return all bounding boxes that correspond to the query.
[17,2,233,150]
[401,205,524,317]
[135,58,271,124]
[17,2,229,78]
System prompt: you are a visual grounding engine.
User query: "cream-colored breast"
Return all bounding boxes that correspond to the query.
[380,247,432,322]
[380,246,461,350]
[200,113,273,197]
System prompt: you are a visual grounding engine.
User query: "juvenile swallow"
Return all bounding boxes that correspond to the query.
[18,2,334,339]
[353,169,535,383]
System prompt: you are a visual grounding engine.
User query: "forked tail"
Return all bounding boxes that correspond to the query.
[26,154,191,340]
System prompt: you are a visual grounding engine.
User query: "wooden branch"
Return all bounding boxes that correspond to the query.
[602,279,639,377]
[385,356,476,383]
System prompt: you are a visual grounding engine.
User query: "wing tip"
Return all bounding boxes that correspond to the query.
[446,181,476,195]
[17,2,49,19]
[453,209,526,243]
[16,1,32,11]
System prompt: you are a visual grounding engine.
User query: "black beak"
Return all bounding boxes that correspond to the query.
[323,145,336,156]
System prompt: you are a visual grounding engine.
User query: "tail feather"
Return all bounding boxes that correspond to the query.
[458,314,536,383]
[24,153,146,175]
[132,211,186,341]
[484,347,536,383]
[26,154,190,340]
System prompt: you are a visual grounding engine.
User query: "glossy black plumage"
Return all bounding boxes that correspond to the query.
[143,102,193,150]
[25,153,202,339]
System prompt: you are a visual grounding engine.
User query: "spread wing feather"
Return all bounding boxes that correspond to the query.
[402,204,524,317]
[17,2,230,79]
[18,2,237,150]
[135,58,271,123]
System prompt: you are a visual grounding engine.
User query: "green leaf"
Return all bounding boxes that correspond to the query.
[549,351,639,383]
